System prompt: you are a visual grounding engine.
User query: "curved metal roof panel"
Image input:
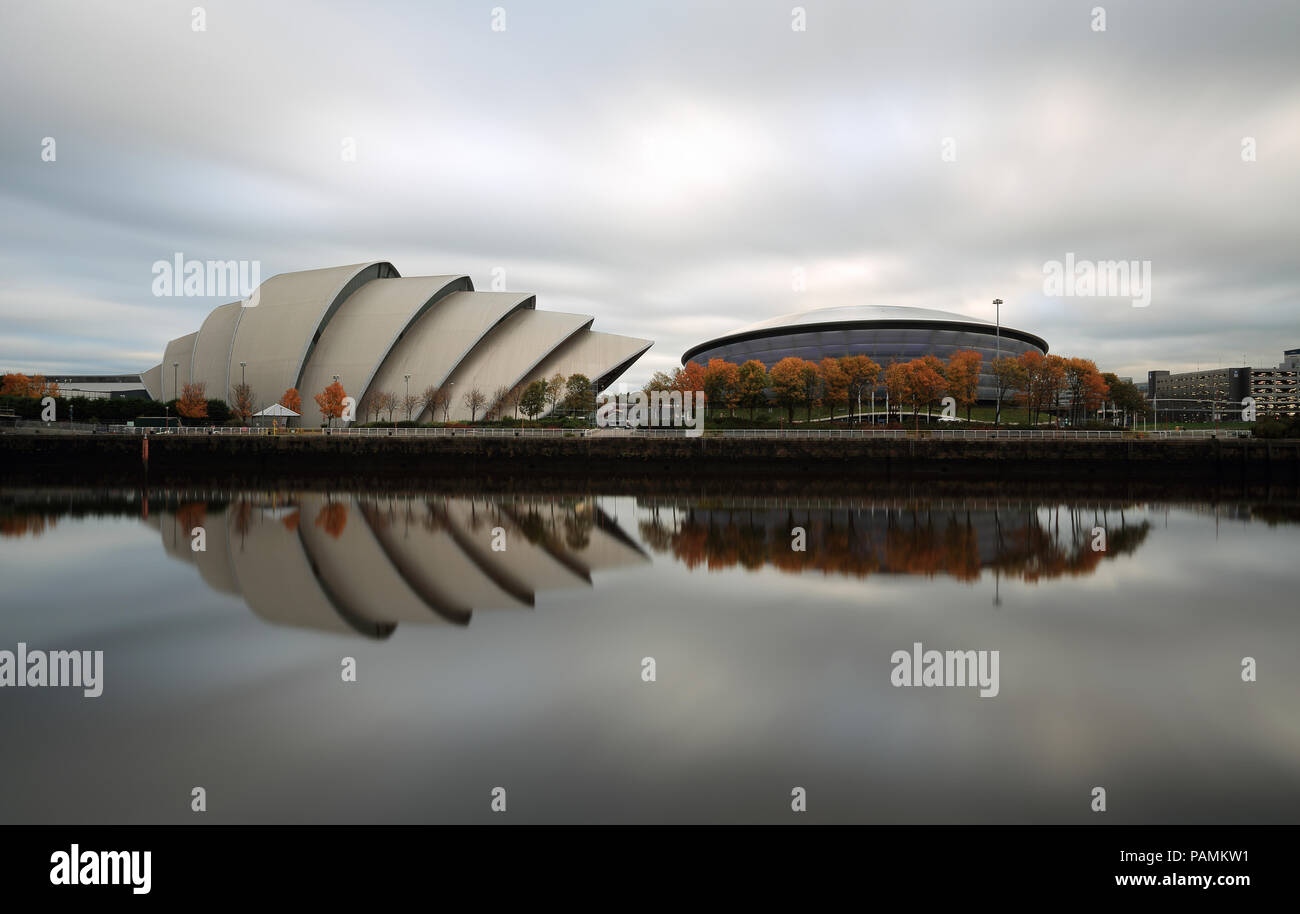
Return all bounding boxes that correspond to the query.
[297,493,454,626]
[296,275,469,426]
[524,329,654,394]
[227,262,396,415]
[441,309,593,421]
[160,331,198,401]
[191,301,244,401]
[140,363,162,401]
[363,290,535,417]
[226,500,388,638]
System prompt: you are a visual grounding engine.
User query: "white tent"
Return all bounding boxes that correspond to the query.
[252,403,300,417]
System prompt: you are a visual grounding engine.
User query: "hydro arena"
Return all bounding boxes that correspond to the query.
[682,305,1049,402]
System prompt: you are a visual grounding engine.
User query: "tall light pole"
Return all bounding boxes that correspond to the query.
[404,374,411,421]
[992,299,1003,426]
[170,361,178,423]
[240,361,246,387]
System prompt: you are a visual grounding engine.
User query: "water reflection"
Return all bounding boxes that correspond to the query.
[149,493,651,638]
[637,498,1151,581]
[9,489,1299,638]
[3,487,1300,823]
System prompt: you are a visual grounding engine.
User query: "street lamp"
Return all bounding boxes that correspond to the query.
[404,374,411,421]
[240,361,246,386]
[992,299,1003,426]
[446,381,455,423]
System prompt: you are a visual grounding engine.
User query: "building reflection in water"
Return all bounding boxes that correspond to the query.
[0,489,1203,636]
[150,494,651,639]
[634,497,1153,582]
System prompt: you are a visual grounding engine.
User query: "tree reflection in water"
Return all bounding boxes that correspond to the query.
[637,500,1152,581]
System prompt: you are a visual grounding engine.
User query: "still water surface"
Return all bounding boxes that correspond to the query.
[1,487,1298,823]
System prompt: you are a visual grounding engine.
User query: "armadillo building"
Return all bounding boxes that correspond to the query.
[682,305,1048,402]
[142,262,652,425]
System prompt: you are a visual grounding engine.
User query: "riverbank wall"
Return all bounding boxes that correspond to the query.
[4,432,1300,491]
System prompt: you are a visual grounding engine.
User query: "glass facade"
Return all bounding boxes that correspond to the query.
[691,325,1046,402]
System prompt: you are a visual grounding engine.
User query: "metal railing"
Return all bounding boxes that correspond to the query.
[100,424,1251,441]
[5,418,104,433]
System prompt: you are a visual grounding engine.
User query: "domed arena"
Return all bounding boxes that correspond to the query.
[682,305,1049,402]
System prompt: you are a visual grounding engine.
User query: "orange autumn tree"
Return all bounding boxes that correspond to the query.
[280,387,302,415]
[736,360,770,419]
[838,355,881,420]
[798,360,822,420]
[910,356,948,425]
[1,373,58,397]
[819,357,848,419]
[945,350,983,422]
[675,360,707,397]
[702,358,740,417]
[314,380,347,427]
[176,381,208,419]
[769,356,809,421]
[0,373,32,396]
[883,362,913,424]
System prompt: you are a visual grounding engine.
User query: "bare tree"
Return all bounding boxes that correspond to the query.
[358,392,378,423]
[380,391,398,422]
[402,393,420,422]
[544,372,566,416]
[420,385,440,424]
[487,385,512,420]
[462,387,487,422]
[427,384,453,423]
[230,383,255,423]
[503,382,525,419]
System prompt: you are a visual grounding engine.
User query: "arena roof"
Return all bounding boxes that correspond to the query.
[734,305,995,334]
[684,304,1047,364]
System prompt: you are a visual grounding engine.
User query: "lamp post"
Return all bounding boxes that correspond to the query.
[332,375,340,428]
[992,299,1003,426]
[404,374,411,422]
[446,381,455,423]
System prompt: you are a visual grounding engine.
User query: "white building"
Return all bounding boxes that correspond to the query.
[141,262,652,424]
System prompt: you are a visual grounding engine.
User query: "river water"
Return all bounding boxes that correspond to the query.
[1,487,1297,823]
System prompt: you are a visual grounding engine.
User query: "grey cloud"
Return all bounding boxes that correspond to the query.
[1,0,1297,381]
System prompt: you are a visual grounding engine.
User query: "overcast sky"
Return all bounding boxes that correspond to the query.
[2,0,1297,386]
